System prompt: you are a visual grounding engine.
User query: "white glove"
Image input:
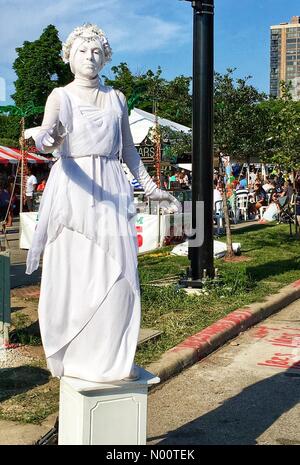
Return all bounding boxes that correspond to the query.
[129,159,182,213]
[148,189,182,214]
[35,122,67,153]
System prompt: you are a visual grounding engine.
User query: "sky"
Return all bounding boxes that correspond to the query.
[0,0,300,105]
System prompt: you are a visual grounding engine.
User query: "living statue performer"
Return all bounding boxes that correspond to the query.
[26,24,180,383]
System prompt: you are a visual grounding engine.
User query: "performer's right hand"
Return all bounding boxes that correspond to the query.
[41,123,66,148]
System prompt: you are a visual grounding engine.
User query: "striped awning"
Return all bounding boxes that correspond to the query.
[0,145,50,164]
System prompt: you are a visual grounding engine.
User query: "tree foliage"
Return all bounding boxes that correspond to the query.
[147,125,192,163]
[261,82,300,170]
[103,62,192,127]
[214,69,267,162]
[0,115,20,145]
[12,25,72,112]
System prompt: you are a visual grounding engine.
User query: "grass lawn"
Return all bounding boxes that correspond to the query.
[135,222,300,366]
[1,222,299,425]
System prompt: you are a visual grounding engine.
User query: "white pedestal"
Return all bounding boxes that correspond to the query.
[58,367,160,445]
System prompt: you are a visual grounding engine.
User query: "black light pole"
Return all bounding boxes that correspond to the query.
[183,0,215,286]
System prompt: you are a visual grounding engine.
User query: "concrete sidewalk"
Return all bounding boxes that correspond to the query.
[147,298,300,445]
[147,278,300,384]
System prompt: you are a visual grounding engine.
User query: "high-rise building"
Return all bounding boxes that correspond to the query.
[270,16,300,100]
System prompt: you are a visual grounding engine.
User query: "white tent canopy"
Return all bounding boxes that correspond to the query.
[177,163,192,172]
[129,108,190,145]
[24,126,42,141]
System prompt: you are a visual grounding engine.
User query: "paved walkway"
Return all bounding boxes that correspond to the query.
[2,221,42,289]
[147,299,300,445]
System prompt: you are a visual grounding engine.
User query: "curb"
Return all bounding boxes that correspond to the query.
[11,285,40,299]
[146,279,300,384]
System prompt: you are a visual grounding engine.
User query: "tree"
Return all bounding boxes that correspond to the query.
[214,69,267,161]
[157,126,191,163]
[0,115,20,146]
[156,75,192,127]
[214,69,267,257]
[12,24,72,125]
[103,62,164,114]
[264,82,300,175]
[103,63,192,126]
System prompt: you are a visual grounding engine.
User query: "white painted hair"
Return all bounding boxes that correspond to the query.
[62,23,112,65]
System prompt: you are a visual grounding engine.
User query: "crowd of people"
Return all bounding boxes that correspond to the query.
[1,164,192,227]
[213,165,300,226]
[1,161,300,230]
[159,169,191,190]
[0,165,48,227]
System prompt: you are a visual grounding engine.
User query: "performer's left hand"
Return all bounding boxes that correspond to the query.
[148,189,182,214]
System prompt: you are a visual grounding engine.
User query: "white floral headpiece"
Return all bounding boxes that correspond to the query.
[62,23,112,64]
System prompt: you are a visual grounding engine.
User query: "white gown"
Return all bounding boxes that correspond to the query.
[26,82,142,382]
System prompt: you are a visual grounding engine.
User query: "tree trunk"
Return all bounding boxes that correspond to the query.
[218,154,234,258]
[292,168,296,190]
[221,186,234,258]
[19,117,25,214]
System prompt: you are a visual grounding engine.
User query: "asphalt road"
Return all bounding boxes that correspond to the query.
[147,299,300,445]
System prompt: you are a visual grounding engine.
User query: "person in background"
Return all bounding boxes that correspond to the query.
[249,181,267,218]
[37,178,47,192]
[238,174,247,189]
[25,166,37,212]
[213,178,222,212]
[259,191,280,224]
[249,168,256,185]
[168,170,178,189]
[296,190,300,232]
[181,169,189,186]
[282,180,293,200]
[262,178,273,193]
[232,163,240,177]
[0,182,9,223]
[294,172,300,192]
[178,170,189,190]
[277,172,285,188]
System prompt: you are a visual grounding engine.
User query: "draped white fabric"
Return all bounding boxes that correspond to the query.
[26,84,141,382]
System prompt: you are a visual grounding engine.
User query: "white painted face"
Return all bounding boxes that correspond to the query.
[70,37,104,79]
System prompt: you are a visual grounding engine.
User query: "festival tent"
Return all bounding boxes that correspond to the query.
[0,145,50,164]
[22,108,191,157]
[128,108,190,145]
[177,163,192,172]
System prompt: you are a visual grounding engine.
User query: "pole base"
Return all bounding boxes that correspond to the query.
[179,267,219,289]
[179,277,205,288]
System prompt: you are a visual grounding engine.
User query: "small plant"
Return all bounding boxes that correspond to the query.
[14,333,42,346]
[11,313,31,330]
[10,313,41,346]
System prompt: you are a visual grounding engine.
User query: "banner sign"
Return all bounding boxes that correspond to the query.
[20,212,191,253]
[135,145,155,163]
[19,212,39,249]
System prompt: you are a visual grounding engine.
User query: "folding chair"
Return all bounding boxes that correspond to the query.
[213,200,224,235]
[236,193,248,221]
